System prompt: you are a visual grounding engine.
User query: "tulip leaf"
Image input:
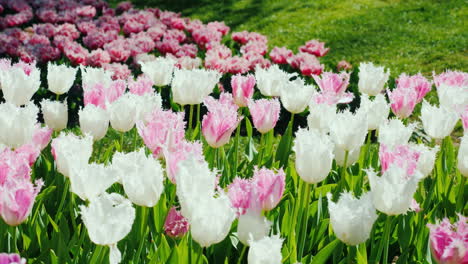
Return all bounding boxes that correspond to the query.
[311,239,341,264]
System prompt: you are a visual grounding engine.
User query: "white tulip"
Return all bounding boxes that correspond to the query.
[1,66,40,106]
[47,62,78,95]
[437,84,468,111]
[172,68,221,105]
[255,64,294,97]
[458,134,468,177]
[109,93,138,132]
[293,128,334,184]
[80,66,113,89]
[329,110,368,152]
[0,102,38,148]
[41,99,68,131]
[327,192,378,245]
[307,102,336,134]
[135,92,163,122]
[367,165,422,215]
[248,235,283,264]
[69,163,118,201]
[378,119,416,148]
[359,94,390,130]
[80,193,135,264]
[237,209,271,245]
[420,100,459,139]
[334,145,360,167]
[358,62,390,96]
[139,57,175,86]
[79,105,110,141]
[51,133,93,178]
[409,143,439,178]
[189,193,236,247]
[280,78,316,114]
[112,149,164,207]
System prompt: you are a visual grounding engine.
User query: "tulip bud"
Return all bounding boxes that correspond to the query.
[251,167,285,211]
[69,163,118,201]
[378,119,415,148]
[329,110,368,152]
[80,193,135,264]
[47,62,78,95]
[293,128,334,184]
[427,215,468,264]
[255,64,293,97]
[358,94,390,131]
[280,78,316,114]
[109,93,137,132]
[1,65,40,106]
[248,98,280,134]
[248,235,283,264]
[172,68,221,105]
[366,165,422,215]
[112,149,164,207]
[0,253,26,264]
[231,74,255,107]
[139,57,175,86]
[327,192,378,245]
[0,102,38,149]
[79,105,110,141]
[51,133,93,178]
[41,99,68,131]
[307,102,336,134]
[420,100,459,140]
[237,209,271,245]
[0,178,43,226]
[387,87,418,119]
[164,207,189,238]
[358,62,390,96]
[458,135,468,177]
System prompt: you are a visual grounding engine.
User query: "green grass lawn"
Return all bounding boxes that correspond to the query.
[110,0,467,76]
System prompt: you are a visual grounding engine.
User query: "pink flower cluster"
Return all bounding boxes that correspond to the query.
[388,73,432,118]
[228,167,285,216]
[0,126,50,226]
[202,93,242,148]
[427,215,468,264]
[379,144,421,178]
[83,80,126,108]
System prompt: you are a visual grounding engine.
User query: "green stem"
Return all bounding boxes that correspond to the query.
[457,175,466,211]
[298,182,311,259]
[133,127,138,151]
[139,206,148,239]
[234,118,241,177]
[237,245,247,264]
[56,93,59,101]
[376,215,392,264]
[120,132,124,152]
[196,246,203,264]
[340,151,349,191]
[258,133,265,166]
[11,226,17,252]
[188,104,194,138]
[197,104,201,140]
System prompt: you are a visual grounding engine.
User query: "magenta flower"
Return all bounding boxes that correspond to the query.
[313,71,353,104]
[202,93,242,148]
[299,39,329,57]
[128,75,154,96]
[396,73,432,103]
[248,98,281,134]
[428,215,468,264]
[228,178,253,216]
[337,60,352,71]
[251,167,285,211]
[86,49,111,67]
[231,74,255,107]
[269,47,294,64]
[164,207,189,238]
[288,52,324,76]
[379,144,420,178]
[433,70,468,88]
[0,253,26,264]
[137,108,186,158]
[387,86,418,119]
[0,178,43,226]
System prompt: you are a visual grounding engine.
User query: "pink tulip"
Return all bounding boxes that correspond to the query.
[248,98,281,134]
[0,148,31,185]
[427,215,468,264]
[0,178,43,226]
[228,178,253,216]
[269,47,294,64]
[137,108,186,158]
[202,93,242,148]
[165,141,203,183]
[433,70,468,88]
[0,253,26,264]
[15,144,40,167]
[396,73,432,103]
[32,125,53,151]
[337,60,352,71]
[387,87,418,119]
[410,199,421,213]
[164,207,189,238]
[379,144,420,178]
[251,167,285,211]
[231,74,255,107]
[128,75,154,96]
[313,72,353,104]
[299,39,329,57]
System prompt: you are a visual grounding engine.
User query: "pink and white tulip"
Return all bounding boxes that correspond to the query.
[427,215,468,264]
[248,98,281,134]
[164,207,189,238]
[231,74,255,107]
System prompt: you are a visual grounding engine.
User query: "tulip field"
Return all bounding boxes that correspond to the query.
[0,0,467,264]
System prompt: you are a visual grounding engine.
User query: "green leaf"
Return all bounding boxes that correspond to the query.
[311,239,341,264]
